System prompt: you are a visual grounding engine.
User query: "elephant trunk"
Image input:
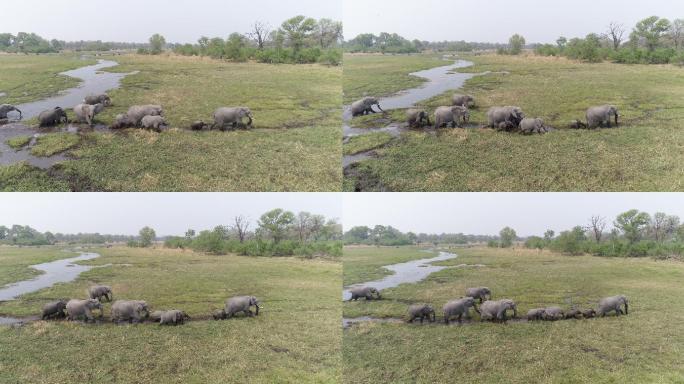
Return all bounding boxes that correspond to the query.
[375,104,384,113]
[15,108,22,120]
[246,114,253,126]
[255,304,260,316]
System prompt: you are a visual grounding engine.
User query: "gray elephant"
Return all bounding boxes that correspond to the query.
[110,114,135,129]
[570,119,587,129]
[406,108,431,128]
[434,105,469,128]
[190,120,208,131]
[149,310,165,322]
[88,285,113,302]
[212,309,227,320]
[66,298,103,322]
[159,310,190,325]
[465,287,492,303]
[541,306,564,320]
[212,107,253,130]
[526,308,545,321]
[452,94,475,108]
[480,299,517,322]
[126,105,163,126]
[487,106,524,130]
[597,295,628,317]
[406,304,436,324]
[443,297,480,324]
[565,308,583,319]
[84,94,111,107]
[73,103,105,126]
[586,105,619,129]
[582,308,596,318]
[141,115,166,131]
[225,296,260,318]
[348,286,381,301]
[38,107,68,127]
[0,104,22,120]
[519,117,546,134]
[350,97,384,117]
[111,300,150,323]
[42,299,68,320]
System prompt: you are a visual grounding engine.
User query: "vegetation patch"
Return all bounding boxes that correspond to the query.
[5,135,31,149]
[344,132,393,156]
[0,163,70,191]
[30,133,80,157]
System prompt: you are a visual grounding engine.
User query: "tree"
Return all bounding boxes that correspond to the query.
[606,22,626,50]
[139,226,156,247]
[185,229,195,239]
[149,33,166,54]
[279,15,317,52]
[553,226,587,255]
[650,213,680,242]
[44,231,56,245]
[670,19,684,49]
[315,18,343,48]
[614,210,650,244]
[588,215,607,243]
[257,209,295,243]
[499,227,517,248]
[0,225,8,240]
[556,36,567,50]
[232,215,250,243]
[630,16,671,51]
[247,21,271,50]
[197,36,210,53]
[508,34,526,55]
[543,229,555,242]
[345,226,370,243]
[225,33,246,60]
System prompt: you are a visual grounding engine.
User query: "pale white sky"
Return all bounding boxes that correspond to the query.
[1,0,341,43]
[344,0,684,43]
[0,193,341,236]
[342,193,684,236]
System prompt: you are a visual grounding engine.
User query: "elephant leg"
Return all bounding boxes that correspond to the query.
[419,316,424,324]
[444,316,449,325]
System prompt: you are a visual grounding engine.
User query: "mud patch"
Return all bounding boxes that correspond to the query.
[343,162,388,192]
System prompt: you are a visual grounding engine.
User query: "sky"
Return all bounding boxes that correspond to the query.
[342,193,684,236]
[344,0,684,43]
[1,0,341,43]
[0,193,341,236]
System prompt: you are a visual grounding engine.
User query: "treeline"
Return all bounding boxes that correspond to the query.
[344,32,511,54]
[524,210,684,259]
[0,32,146,53]
[344,225,497,246]
[170,16,343,65]
[0,225,137,246]
[163,209,342,258]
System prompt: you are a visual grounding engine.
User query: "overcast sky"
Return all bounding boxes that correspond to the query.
[0,193,341,236]
[343,193,684,236]
[2,0,341,43]
[344,0,684,43]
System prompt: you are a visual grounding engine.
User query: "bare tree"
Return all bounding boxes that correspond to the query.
[295,212,313,242]
[671,19,684,49]
[589,215,607,243]
[232,215,250,243]
[606,22,625,50]
[247,21,271,50]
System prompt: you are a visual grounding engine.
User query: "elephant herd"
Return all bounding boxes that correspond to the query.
[349,285,629,325]
[350,93,620,134]
[39,284,261,326]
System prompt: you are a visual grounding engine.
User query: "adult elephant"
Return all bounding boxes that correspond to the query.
[126,105,163,126]
[434,106,469,128]
[452,94,474,108]
[479,299,517,322]
[586,105,619,128]
[597,295,628,317]
[38,107,68,127]
[213,107,253,131]
[0,104,22,120]
[350,97,384,117]
[486,106,524,131]
[73,103,105,126]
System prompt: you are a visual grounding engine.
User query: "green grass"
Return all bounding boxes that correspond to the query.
[0,246,341,383]
[30,133,81,157]
[0,162,70,191]
[344,53,684,191]
[0,246,78,287]
[0,54,97,105]
[5,135,31,149]
[343,132,394,156]
[343,246,684,383]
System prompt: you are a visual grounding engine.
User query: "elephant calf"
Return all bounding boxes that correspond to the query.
[519,117,548,134]
[225,296,260,318]
[465,287,492,303]
[407,304,436,324]
[487,106,524,131]
[66,298,103,322]
[452,94,475,108]
[434,106,469,128]
[480,299,517,322]
[73,103,105,126]
[406,108,431,128]
[38,107,68,127]
[213,107,253,131]
[526,308,545,321]
[212,309,227,320]
[564,308,583,319]
[84,94,111,107]
[149,310,165,322]
[141,115,167,131]
[582,309,596,318]
[88,285,113,302]
[597,295,628,317]
[42,299,68,320]
[111,300,150,323]
[541,306,564,321]
[348,286,381,301]
[0,104,22,120]
[110,114,135,130]
[126,105,163,126]
[190,120,208,131]
[443,297,479,324]
[159,310,190,325]
[350,97,383,117]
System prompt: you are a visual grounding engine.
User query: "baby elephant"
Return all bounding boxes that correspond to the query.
[159,310,190,325]
[348,286,381,301]
[526,308,545,321]
[597,295,628,317]
[452,94,475,108]
[407,304,436,324]
[88,285,113,302]
[42,299,68,320]
[443,297,480,324]
[582,308,596,318]
[564,308,583,319]
[66,298,103,323]
[541,306,564,321]
[73,103,105,126]
[83,94,111,107]
[127,105,164,126]
[141,115,167,131]
[406,108,431,128]
[190,120,208,131]
[465,287,492,303]
[110,114,135,129]
[350,97,383,117]
[0,104,22,120]
[212,309,227,320]
[111,300,150,323]
[38,107,68,127]
[149,310,165,322]
[225,296,260,318]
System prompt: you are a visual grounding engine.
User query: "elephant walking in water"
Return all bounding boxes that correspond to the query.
[480,299,517,322]
[586,105,619,128]
[597,295,628,317]
[0,104,22,120]
[406,108,431,128]
[350,97,384,117]
[443,297,479,324]
[83,94,111,107]
[73,103,105,126]
[38,107,68,127]
[433,106,469,128]
[348,286,381,301]
[111,300,150,323]
[487,106,524,131]
[42,300,68,320]
[213,107,253,130]
[66,299,103,322]
[407,304,436,324]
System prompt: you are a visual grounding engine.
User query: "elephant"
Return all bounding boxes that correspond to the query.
[582,308,596,318]
[406,108,431,128]
[83,94,111,107]
[141,115,167,131]
[452,94,475,108]
[212,309,227,320]
[541,306,564,321]
[350,97,384,117]
[41,299,68,320]
[570,119,587,129]
[212,107,253,131]
[159,310,190,325]
[487,106,525,130]
[149,310,165,322]
[126,105,163,126]
[190,120,208,131]
[465,287,492,303]
[38,107,68,127]
[597,295,628,317]
[406,304,436,324]
[348,286,381,301]
[88,285,113,302]
[519,117,546,134]
[73,103,105,126]
[66,298,103,322]
[480,299,517,322]
[443,297,480,324]
[526,308,545,321]
[225,296,261,318]
[434,105,469,128]
[0,104,22,120]
[564,308,583,319]
[110,114,135,129]
[586,105,619,129]
[111,300,150,323]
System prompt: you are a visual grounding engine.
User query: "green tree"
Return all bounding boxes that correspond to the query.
[149,33,166,54]
[525,236,545,250]
[185,229,195,239]
[543,229,555,242]
[614,210,651,244]
[225,33,246,60]
[553,226,587,255]
[258,208,295,243]
[556,36,567,50]
[139,226,156,247]
[0,225,8,240]
[499,227,517,248]
[508,34,526,55]
[279,15,317,52]
[630,16,671,51]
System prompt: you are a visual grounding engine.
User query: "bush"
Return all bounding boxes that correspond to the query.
[524,236,545,250]
[318,49,342,66]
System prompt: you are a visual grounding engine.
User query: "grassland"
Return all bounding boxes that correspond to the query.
[5,135,31,149]
[343,53,684,191]
[0,53,341,191]
[0,163,70,191]
[343,246,684,383]
[0,246,341,383]
[30,133,80,157]
[343,132,393,156]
